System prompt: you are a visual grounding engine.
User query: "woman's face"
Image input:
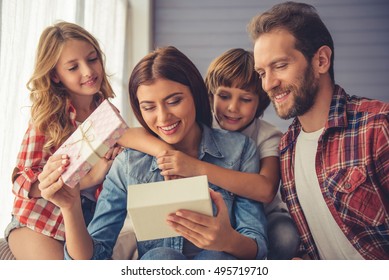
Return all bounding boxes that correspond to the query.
[137,78,199,150]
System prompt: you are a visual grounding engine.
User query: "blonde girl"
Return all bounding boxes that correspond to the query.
[5,21,121,259]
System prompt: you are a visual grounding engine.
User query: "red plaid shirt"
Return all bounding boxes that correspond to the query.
[279,85,389,260]
[11,97,103,241]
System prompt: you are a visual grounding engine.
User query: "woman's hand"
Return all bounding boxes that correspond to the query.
[166,189,234,251]
[157,150,204,179]
[38,154,79,209]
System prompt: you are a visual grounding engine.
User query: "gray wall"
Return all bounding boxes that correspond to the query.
[153,0,389,132]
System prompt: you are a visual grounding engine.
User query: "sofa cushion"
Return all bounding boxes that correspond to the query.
[112,214,138,260]
[0,238,15,260]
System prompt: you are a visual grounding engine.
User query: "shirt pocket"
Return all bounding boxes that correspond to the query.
[326,166,385,227]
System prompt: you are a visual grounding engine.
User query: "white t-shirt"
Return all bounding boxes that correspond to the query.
[213,117,286,214]
[213,116,282,166]
[294,128,364,259]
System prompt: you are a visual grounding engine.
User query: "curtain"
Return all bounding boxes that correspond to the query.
[0,0,130,237]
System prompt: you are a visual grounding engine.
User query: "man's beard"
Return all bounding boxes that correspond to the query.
[270,64,319,120]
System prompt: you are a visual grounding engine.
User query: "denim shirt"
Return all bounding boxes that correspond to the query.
[64,124,268,260]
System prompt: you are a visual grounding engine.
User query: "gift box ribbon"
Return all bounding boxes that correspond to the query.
[63,120,109,164]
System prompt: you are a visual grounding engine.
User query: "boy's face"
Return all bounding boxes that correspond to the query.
[213,86,259,131]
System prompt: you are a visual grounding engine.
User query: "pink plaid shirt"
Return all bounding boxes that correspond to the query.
[11,96,103,241]
[279,85,389,259]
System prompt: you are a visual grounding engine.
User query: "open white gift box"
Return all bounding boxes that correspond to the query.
[127,175,213,241]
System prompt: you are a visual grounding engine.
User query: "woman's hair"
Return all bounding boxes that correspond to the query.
[28,21,114,149]
[247,1,335,83]
[205,48,270,118]
[128,46,212,136]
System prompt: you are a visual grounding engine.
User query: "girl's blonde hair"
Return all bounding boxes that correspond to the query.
[28,21,115,149]
[205,48,270,118]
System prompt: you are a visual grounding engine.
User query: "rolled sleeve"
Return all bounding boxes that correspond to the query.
[234,195,268,260]
[12,125,48,198]
[12,167,40,198]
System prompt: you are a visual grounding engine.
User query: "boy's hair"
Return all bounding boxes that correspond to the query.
[247,1,335,83]
[205,48,270,118]
[128,46,212,136]
[28,21,114,149]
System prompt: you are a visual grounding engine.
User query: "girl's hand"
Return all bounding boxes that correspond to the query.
[157,150,203,179]
[80,145,123,189]
[166,189,234,251]
[38,154,79,209]
[105,144,123,160]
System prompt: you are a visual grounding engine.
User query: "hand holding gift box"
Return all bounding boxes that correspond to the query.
[54,100,128,188]
[127,175,213,241]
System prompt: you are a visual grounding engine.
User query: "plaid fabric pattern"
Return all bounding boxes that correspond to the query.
[12,124,66,240]
[11,97,103,241]
[279,85,389,260]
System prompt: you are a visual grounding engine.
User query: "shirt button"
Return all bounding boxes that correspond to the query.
[344,182,351,189]
[24,168,29,171]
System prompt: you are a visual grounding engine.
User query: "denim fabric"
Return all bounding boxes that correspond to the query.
[141,247,237,260]
[80,196,96,227]
[266,211,300,260]
[4,216,20,241]
[64,125,268,260]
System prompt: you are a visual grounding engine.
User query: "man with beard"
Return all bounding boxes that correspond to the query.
[248,2,388,260]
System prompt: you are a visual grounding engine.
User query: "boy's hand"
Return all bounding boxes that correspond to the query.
[157,150,204,178]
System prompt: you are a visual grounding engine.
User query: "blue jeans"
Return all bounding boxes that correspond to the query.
[140,247,237,260]
[267,211,300,260]
[81,196,96,227]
